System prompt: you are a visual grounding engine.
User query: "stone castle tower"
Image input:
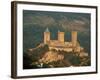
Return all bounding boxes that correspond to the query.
[44,28,78,48]
[72,31,77,47]
[58,31,64,43]
[44,28,50,44]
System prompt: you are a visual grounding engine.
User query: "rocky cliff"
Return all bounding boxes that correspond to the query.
[23,43,90,69]
[39,51,64,63]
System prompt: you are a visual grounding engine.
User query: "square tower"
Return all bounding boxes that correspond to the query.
[44,28,50,44]
[72,31,77,47]
[58,31,64,43]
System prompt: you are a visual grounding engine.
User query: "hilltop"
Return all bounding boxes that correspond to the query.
[23,43,90,69]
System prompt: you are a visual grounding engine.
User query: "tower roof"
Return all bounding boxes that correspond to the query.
[58,30,60,32]
[45,28,50,32]
[58,30,64,33]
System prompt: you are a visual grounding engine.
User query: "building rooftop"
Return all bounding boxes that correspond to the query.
[58,30,60,32]
[45,28,49,32]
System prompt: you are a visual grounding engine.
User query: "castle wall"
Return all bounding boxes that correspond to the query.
[43,30,81,53]
[49,40,65,47]
[49,46,73,52]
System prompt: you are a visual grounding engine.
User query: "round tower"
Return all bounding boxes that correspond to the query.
[44,28,50,44]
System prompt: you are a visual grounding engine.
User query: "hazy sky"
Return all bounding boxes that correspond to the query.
[23,10,90,33]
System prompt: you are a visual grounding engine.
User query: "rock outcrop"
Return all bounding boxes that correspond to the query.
[39,51,64,63]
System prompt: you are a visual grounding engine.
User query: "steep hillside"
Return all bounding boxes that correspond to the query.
[23,43,90,69]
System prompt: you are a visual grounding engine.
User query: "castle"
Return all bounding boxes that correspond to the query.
[44,28,83,52]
